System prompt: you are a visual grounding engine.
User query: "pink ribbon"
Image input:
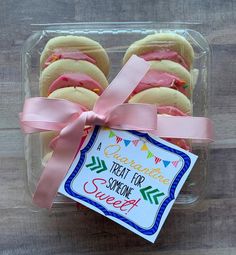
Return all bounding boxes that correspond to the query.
[20,55,214,209]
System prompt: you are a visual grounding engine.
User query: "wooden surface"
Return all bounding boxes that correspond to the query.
[1,0,236,254]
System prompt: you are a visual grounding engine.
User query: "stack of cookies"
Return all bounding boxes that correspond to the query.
[123,33,195,150]
[39,35,110,163]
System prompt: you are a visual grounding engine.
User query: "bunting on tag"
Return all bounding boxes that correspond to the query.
[109,131,115,138]
[141,143,148,151]
[147,151,154,159]
[172,160,179,167]
[107,129,182,167]
[116,136,122,143]
[124,139,131,147]
[132,140,139,146]
[154,156,162,164]
[163,160,171,168]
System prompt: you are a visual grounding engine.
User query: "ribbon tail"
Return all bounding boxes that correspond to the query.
[19,112,44,133]
[151,115,214,142]
[20,97,85,133]
[33,112,87,209]
[107,103,157,131]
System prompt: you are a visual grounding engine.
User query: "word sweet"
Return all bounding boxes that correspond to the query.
[104,144,170,185]
[83,178,141,214]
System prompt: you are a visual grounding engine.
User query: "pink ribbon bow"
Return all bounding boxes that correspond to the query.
[20,55,214,209]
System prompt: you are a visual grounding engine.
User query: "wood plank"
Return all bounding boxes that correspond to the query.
[0,83,22,129]
[0,0,236,254]
[206,148,236,199]
[0,130,24,157]
[0,198,235,254]
[109,247,236,255]
[0,158,26,209]
[74,0,236,32]
[0,1,76,50]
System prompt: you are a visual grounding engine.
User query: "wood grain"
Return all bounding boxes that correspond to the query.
[0,198,235,255]
[0,0,236,254]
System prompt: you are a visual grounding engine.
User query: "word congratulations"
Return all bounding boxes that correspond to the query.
[83,178,141,214]
[104,144,170,185]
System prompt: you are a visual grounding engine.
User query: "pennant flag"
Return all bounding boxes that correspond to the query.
[116,136,122,143]
[132,139,139,147]
[154,156,162,164]
[147,151,154,159]
[163,160,171,168]
[172,160,179,167]
[109,131,116,138]
[141,143,148,151]
[124,139,131,147]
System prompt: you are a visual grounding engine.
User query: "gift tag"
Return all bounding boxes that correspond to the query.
[59,126,198,242]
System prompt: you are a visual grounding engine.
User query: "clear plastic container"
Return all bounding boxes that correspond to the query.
[22,22,210,209]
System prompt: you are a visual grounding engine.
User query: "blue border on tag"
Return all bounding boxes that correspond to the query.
[64,126,191,236]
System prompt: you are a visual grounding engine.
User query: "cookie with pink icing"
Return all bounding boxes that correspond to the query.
[156,106,190,151]
[129,88,191,150]
[129,87,192,115]
[39,59,108,97]
[123,33,194,70]
[48,73,104,96]
[40,35,110,76]
[132,60,192,98]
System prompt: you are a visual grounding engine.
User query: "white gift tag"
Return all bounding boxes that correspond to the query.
[59,126,198,242]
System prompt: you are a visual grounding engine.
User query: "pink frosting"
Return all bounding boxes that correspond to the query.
[44,49,96,68]
[156,106,187,116]
[48,73,104,95]
[165,138,190,151]
[133,70,188,96]
[139,50,189,70]
[156,106,190,150]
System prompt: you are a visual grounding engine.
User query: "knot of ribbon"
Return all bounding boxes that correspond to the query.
[85,111,107,126]
[20,55,214,209]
